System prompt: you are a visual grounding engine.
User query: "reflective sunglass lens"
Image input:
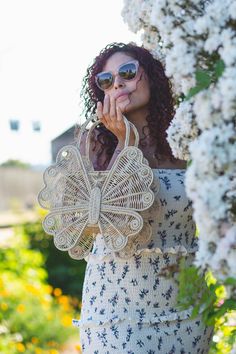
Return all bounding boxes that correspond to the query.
[119,63,137,80]
[96,72,113,90]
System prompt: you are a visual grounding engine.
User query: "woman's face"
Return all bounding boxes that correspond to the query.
[100,52,151,114]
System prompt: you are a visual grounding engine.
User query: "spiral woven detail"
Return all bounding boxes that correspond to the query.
[45,215,55,227]
[55,233,68,250]
[48,167,57,177]
[139,167,149,177]
[130,219,141,231]
[42,190,50,201]
[126,149,138,159]
[114,236,125,248]
[143,192,153,204]
[69,245,83,258]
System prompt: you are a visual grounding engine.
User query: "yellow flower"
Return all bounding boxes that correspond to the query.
[48,350,59,354]
[45,285,53,294]
[58,295,71,311]
[31,337,39,344]
[47,341,57,347]
[25,284,39,295]
[53,288,62,297]
[35,348,43,354]
[75,343,82,352]
[16,343,25,352]
[0,289,9,296]
[0,302,8,311]
[61,314,72,327]
[58,295,68,305]
[17,304,25,313]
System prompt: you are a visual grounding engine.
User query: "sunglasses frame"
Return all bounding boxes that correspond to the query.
[95,60,140,91]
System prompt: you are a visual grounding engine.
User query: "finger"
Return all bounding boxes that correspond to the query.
[116,106,124,122]
[110,96,116,120]
[96,101,103,120]
[103,94,110,118]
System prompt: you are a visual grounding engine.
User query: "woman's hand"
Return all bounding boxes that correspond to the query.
[96,94,135,146]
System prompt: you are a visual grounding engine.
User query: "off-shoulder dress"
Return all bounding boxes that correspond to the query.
[73,168,214,354]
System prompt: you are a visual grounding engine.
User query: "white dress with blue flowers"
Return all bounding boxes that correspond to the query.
[73,169,214,354]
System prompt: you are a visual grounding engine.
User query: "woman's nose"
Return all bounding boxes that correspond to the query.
[113,75,125,89]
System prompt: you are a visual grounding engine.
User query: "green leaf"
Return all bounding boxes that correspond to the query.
[185,69,212,101]
[195,69,211,87]
[187,159,192,168]
[224,277,236,286]
[185,86,203,100]
[214,59,225,79]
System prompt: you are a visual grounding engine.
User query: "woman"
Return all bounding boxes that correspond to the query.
[73,42,214,353]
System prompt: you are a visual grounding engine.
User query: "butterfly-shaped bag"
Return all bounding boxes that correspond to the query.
[38,114,155,260]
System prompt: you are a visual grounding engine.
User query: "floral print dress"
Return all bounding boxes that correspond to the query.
[73,169,214,353]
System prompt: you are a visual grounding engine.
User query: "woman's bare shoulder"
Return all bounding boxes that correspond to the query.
[78,128,107,169]
[78,128,100,153]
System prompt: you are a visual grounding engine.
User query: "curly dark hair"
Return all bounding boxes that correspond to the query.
[79,42,177,169]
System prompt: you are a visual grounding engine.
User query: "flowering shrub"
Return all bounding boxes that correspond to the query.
[122,0,236,351]
[122,0,236,284]
[0,227,81,353]
[23,208,86,298]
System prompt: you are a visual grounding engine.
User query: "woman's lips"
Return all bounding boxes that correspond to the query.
[116,93,129,101]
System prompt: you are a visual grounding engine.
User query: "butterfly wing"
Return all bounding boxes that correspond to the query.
[101,146,154,211]
[115,220,153,258]
[38,145,91,210]
[98,208,143,251]
[38,145,95,254]
[42,208,89,250]
[68,228,97,260]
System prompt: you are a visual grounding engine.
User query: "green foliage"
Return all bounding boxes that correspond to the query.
[22,220,87,298]
[0,228,79,353]
[187,159,192,168]
[213,59,225,79]
[176,257,236,352]
[185,59,225,100]
[0,159,31,169]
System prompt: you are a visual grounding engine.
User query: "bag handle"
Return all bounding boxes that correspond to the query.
[76,114,140,161]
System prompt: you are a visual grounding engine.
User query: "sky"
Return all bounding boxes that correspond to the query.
[0,0,140,166]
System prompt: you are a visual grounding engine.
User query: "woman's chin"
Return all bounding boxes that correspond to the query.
[117,99,131,113]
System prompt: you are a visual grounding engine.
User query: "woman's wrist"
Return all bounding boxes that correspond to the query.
[117,130,135,147]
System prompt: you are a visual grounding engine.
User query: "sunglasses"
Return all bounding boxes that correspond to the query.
[95,60,139,91]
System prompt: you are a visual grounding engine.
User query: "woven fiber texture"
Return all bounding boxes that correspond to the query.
[38,115,155,260]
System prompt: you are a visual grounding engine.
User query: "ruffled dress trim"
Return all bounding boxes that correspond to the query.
[84,245,198,262]
[72,305,205,329]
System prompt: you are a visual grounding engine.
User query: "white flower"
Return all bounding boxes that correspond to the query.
[210,223,236,280]
[188,124,236,176]
[230,1,236,19]
[166,99,199,160]
[204,31,221,53]
[219,28,236,65]
[193,90,213,129]
[194,16,209,34]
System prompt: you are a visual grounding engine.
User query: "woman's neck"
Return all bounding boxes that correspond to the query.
[125,106,150,139]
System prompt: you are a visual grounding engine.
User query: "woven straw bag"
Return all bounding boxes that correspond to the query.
[38,114,155,260]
